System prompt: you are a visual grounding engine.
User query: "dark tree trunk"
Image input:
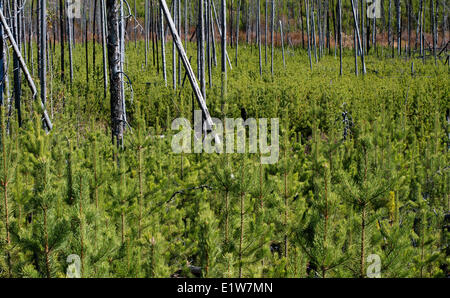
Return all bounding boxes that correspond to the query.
[106,0,124,147]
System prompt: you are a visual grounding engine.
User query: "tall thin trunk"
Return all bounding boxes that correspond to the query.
[258,0,262,76]
[235,0,240,67]
[311,0,318,63]
[84,2,89,86]
[161,6,167,86]
[207,0,212,87]
[173,0,177,89]
[221,0,227,113]
[360,205,366,278]
[271,0,274,75]
[350,0,366,74]
[178,0,182,84]
[300,1,305,49]
[68,0,74,85]
[388,0,392,56]
[60,0,65,81]
[265,0,268,63]
[13,0,21,127]
[145,0,148,65]
[40,0,47,107]
[431,0,437,65]
[280,20,285,68]
[199,0,205,99]
[396,0,401,56]
[119,0,126,131]
[106,0,125,147]
[407,0,411,57]
[306,0,312,70]
[79,176,84,277]
[101,0,108,99]
[238,161,245,278]
[93,0,98,77]
[41,208,50,278]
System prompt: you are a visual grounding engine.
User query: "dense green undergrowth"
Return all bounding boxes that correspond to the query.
[0,40,448,277]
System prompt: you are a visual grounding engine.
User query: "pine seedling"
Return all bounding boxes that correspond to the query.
[17,116,70,277]
[337,130,398,278]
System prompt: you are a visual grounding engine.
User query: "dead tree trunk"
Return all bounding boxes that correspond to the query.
[67,0,74,85]
[106,0,124,147]
[338,0,342,75]
[0,8,52,130]
[159,0,218,144]
[271,0,274,75]
[60,0,65,81]
[306,0,312,70]
[221,0,226,113]
[13,0,22,126]
[350,0,366,74]
[258,0,262,76]
[101,0,108,99]
[40,0,47,107]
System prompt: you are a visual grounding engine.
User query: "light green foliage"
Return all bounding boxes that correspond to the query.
[0,37,448,278]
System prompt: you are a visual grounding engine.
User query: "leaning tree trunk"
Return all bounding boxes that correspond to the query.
[106,0,124,147]
[306,0,312,70]
[350,0,366,75]
[431,0,437,65]
[265,0,268,64]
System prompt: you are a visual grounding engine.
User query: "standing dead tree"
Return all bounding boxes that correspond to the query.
[338,0,342,75]
[106,0,125,147]
[221,0,227,113]
[13,0,22,126]
[101,0,108,99]
[350,0,366,75]
[60,0,65,82]
[40,0,47,108]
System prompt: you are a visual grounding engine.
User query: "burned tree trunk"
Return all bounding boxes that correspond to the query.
[106,0,124,147]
